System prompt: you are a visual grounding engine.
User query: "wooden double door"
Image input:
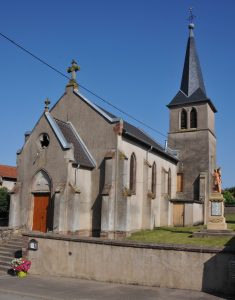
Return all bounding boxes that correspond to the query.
[32,194,50,233]
[173,203,184,227]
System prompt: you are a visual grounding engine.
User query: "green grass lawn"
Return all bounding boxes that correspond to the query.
[225,213,235,230]
[127,214,235,248]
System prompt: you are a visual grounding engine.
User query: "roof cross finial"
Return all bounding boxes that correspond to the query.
[44,97,51,112]
[187,7,196,30]
[66,59,80,89]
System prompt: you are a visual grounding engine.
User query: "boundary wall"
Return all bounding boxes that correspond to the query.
[23,233,235,296]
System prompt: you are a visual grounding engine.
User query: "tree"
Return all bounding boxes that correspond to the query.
[224,186,235,197]
[0,187,10,217]
[223,190,235,205]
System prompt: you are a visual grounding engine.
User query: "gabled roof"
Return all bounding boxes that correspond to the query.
[74,90,120,123]
[0,165,17,179]
[45,111,96,169]
[45,112,70,149]
[123,121,164,152]
[72,91,177,161]
[122,121,177,162]
[168,24,217,112]
[80,99,178,162]
[50,90,177,163]
[55,119,96,169]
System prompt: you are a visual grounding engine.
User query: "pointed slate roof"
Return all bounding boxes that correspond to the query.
[168,24,217,112]
[180,24,206,97]
[55,119,96,169]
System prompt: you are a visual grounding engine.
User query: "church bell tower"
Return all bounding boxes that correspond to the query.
[167,20,217,225]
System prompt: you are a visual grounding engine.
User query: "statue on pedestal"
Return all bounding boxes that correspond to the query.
[207,167,228,230]
[213,167,222,194]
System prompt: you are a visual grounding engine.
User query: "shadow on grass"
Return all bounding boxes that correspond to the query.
[227,220,235,224]
[155,227,194,235]
[224,236,235,250]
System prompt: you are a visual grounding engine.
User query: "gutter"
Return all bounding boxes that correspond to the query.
[123,131,178,164]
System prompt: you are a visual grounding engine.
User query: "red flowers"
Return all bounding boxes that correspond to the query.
[11,258,31,272]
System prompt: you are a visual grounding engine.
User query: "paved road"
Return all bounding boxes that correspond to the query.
[0,274,228,300]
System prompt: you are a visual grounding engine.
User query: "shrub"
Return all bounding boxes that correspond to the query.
[224,186,235,197]
[0,187,10,215]
[223,190,235,204]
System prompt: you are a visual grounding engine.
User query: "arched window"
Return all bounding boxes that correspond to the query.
[168,168,171,198]
[181,109,187,129]
[190,108,197,128]
[151,162,156,198]
[177,173,184,192]
[129,153,136,194]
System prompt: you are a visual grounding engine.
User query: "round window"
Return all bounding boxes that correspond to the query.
[39,133,50,148]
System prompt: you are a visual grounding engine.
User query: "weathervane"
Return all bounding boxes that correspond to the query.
[187,7,196,24]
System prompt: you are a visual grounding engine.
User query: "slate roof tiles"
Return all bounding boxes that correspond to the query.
[55,119,96,169]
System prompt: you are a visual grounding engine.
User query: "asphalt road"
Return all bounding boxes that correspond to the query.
[0,274,228,300]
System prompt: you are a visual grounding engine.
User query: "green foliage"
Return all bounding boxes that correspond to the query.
[0,187,10,214]
[224,186,235,197]
[223,190,235,204]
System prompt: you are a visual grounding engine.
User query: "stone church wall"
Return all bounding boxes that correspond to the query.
[50,89,118,234]
[119,138,177,229]
[11,114,70,230]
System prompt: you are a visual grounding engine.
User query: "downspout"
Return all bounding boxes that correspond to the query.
[74,164,80,186]
[164,140,168,152]
[113,119,123,238]
[146,146,153,161]
[114,133,119,238]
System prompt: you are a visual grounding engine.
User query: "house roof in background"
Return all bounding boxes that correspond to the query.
[0,165,17,179]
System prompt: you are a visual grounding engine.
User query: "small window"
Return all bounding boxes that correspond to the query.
[190,108,197,128]
[177,173,184,192]
[151,162,156,198]
[39,134,50,148]
[129,153,136,194]
[181,109,187,129]
[162,168,172,197]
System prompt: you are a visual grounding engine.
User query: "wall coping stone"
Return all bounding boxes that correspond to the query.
[22,231,235,254]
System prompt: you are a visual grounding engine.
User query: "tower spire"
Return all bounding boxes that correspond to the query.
[180,10,206,97]
[167,12,216,112]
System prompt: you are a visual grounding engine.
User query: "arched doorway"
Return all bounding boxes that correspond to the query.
[31,170,52,233]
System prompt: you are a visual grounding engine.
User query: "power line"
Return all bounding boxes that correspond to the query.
[0,31,167,138]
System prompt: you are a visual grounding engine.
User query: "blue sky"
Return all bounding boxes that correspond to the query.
[0,0,234,187]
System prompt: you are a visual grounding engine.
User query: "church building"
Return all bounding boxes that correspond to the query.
[9,22,217,237]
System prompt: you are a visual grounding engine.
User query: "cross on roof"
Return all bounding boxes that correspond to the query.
[44,97,51,112]
[67,59,80,81]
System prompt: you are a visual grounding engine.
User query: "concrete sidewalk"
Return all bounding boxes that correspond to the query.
[0,274,227,300]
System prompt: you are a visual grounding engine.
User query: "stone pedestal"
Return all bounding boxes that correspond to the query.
[207,193,227,230]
